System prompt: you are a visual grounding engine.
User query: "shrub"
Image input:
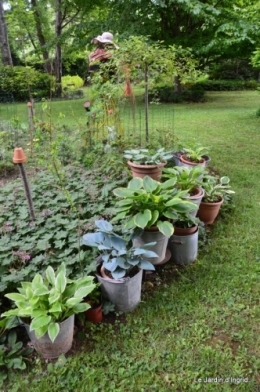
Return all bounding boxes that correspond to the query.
[61,75,84,90]
[193,80,259,91]
[148,83,205,103]
[0,66,54,101]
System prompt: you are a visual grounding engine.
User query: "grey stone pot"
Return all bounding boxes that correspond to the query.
[133,229,169,265]
[96,266,143,312]
[24,315,74,359]
[168,228,198,265]
[189,187,204,217]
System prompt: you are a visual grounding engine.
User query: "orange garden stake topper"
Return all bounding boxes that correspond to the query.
[13,147,36,221]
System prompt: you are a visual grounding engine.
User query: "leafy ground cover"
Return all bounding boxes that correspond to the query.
[1,90,260,391]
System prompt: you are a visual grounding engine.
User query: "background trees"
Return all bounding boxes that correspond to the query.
[0,0,260,96]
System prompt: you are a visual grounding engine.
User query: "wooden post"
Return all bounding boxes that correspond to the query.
[144,62,149,143]
[27,101,35,158]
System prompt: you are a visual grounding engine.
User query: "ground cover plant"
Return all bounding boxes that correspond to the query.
[0,90,260,390]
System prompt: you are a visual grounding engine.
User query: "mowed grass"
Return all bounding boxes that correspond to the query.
[4,90,260,391]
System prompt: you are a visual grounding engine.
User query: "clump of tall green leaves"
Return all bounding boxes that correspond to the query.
[2,263,97,342]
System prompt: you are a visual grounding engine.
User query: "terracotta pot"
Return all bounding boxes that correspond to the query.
[197,197,224,225]
[179,154,206,168]
[13,147,27,164]
[85,304,103,324]
[173,225,198,236]
[127,160,166,181]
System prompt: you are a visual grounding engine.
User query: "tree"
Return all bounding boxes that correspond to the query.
[106,0,260,70]
[0,0,13,65]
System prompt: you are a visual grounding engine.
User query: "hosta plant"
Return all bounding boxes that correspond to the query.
[2,263,97,343]
[123,148,173,165]
[82,220,157,279]
[112,176,197,237]
[201,175,235,203]
[182,143,209,163]
[163,165,207,194]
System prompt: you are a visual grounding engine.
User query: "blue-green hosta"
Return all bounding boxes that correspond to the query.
[82,220,157,279]
[2,263,97,343]
[112,176,197,237]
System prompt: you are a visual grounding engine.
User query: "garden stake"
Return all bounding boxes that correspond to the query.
[27,101,35,158]
[13,147,36,221]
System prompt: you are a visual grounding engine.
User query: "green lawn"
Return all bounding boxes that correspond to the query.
[2,90,260,391]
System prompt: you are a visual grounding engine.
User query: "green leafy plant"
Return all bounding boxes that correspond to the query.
[182,143,209,163]
[82,220,157,279]
[2,263,97,343]
[123,148,173,165]
[85,284,102,307]
[173,214,201,229]
[0,316,33,384]
[201,175,235,203]
[112,176,197,237]
[163,165,207,194]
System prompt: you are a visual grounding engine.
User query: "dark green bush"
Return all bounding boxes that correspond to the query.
[0,66,55,101]
[148,83,205,103]
[209,59,258,80]
[194,80,259,91]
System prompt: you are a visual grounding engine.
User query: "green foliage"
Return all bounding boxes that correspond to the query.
[113,176,197,237]
[202,175,235,203]
[163,165,207,193]
[61,75,84,90]
[0,164,128,304]
[0,316,33,385]
[194,79,259,91]
[181,143,209,163]
[209,59,258,81]
[0,66,55,101]
[2,263,97,342]
[82,220,156,279]
[123,147,173,165]
[149,83,206,103]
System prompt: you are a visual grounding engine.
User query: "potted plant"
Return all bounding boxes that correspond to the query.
[169,215,200,265]
[112,176,197,264]
[179,143,209,168]
[85,284,103,324]
[163,165,207,215]
[1,264,97,359]
[197,175,235,224]
[82,219,157,312]
[123,147,173,180]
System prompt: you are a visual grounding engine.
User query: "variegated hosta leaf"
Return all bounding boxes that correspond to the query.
[48,322,60,343]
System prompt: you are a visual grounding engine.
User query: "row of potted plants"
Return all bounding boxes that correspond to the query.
[1,144,235,360]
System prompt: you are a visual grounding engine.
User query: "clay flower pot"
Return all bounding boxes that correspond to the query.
[127,160,166,181]
[179,154,206,168]
[173,225,198,236]
[13,148,27,164]
[85,304,103,324]
[197,198,224,225]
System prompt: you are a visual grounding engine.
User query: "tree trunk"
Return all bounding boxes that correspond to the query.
[55,0,62,96]
[30,0,52,73]
[174,76,182,94]
[0,0,13,66]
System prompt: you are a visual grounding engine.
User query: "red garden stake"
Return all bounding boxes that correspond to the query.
[13,147,36,221]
